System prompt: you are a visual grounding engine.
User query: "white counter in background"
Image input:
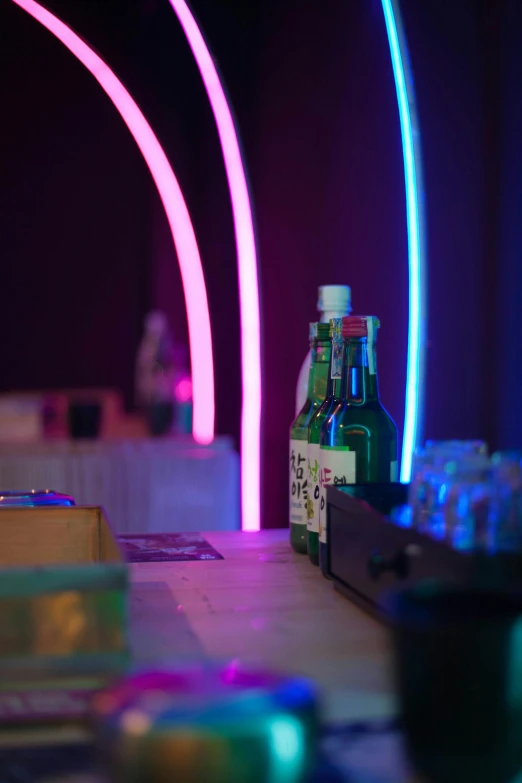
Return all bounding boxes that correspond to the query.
[0,437,240,533]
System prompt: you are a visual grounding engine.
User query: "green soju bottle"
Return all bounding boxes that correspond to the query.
[319,315,398,575]
[307,319,343,565]
[289,323,330,553]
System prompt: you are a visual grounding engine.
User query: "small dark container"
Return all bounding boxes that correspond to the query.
[68,401,102,439]
[387,581,522,783]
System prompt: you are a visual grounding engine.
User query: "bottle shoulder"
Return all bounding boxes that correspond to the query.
[295,351,312,415]
[308,396,340,441]
[323,400,397,434]
[290,398,321,437]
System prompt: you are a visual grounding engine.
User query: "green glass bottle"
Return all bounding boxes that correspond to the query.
[289,323,330,553]
[319,315,398,575]
[306,319,343,565]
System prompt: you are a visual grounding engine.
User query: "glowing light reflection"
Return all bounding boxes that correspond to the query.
[13,0,215,444]
[168,0,262,531]
[269,716,305,783]
[381,0,427,482]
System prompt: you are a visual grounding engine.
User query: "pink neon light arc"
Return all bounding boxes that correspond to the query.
[168,0,262,532]
[13,0,215,445]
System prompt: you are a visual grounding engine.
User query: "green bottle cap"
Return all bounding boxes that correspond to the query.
[309,322,330,342]
[316,323,330,340]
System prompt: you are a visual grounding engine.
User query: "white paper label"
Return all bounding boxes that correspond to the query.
[289,439,308,526]
[307,444,321,533]
[319,447,356,543]
[390,460,398,482]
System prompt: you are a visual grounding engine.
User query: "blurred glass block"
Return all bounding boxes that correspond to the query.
[409,442,488,533]
[390,504,413,528]
[429,455,490,544]
[408,447,438,531]
[443,463,493,551]
[409,450,491,539]
[425,440,488,456]
[492,451,522,483]
[441,452,522,553]
[489,452,522,552]
[407,443,522,553]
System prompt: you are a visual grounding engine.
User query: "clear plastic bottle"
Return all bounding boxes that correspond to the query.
[295,286,352,415]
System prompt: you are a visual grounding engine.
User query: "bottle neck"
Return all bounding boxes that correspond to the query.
[307,339,331,403]
[326,350,343,400]
[341,337,379,405]
[320,307,350,323]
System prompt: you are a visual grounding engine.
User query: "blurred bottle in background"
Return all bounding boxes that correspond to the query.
[135,311,176,436]
[295,285,352,415]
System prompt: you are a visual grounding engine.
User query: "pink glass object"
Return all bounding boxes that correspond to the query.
[12,0,215,445]
[168,0,262,531]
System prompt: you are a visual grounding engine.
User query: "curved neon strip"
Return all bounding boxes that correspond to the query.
[381,0,427,482]
[13,0,215,444]
[168,0,262,531]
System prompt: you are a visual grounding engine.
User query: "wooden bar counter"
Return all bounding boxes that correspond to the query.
[130,530,394,724]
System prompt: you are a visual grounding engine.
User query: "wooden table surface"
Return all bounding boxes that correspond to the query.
[130,530,395,724]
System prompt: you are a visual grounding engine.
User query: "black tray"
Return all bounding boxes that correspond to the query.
[326,484,522,621]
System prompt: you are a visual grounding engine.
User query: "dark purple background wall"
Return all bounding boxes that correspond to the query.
[0,0,517,527]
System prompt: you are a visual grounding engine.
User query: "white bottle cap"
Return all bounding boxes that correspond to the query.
[317,285,352,315]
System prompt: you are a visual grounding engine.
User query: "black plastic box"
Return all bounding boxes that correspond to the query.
[326,484,522,621]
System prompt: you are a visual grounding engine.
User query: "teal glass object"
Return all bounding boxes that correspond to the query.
[92,663,319,783]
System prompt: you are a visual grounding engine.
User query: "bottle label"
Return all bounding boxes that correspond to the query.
[307,444,321,533]
[289,439,308,526]
[390,460,398,482]
[331,318,343,379]
[319,446,356,543]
